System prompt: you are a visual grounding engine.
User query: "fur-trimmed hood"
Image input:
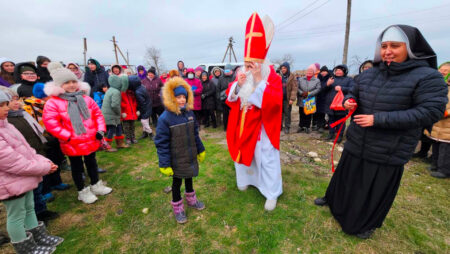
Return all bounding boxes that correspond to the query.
[44,81,91,97]
[162,77,194,115]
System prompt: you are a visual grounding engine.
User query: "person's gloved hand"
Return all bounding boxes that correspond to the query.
[121,113,127,118]
[136,111,141,117]
[197,151,206,162]
[96,131,104,140]
[160,167,174,176]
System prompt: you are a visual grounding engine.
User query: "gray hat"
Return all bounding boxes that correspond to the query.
[48,62,78,86]
[0,89,11,104]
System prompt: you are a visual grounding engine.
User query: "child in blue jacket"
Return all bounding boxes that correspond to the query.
[154,77,206,224]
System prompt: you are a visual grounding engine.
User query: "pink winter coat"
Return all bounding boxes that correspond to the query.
[185,77,203,110]
[43,81,106,157]
[0,119,52,200]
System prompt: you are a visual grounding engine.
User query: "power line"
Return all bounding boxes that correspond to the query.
[276,0,321,28]
[277,0,332,31]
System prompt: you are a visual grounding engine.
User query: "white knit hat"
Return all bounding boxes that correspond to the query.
[0,89,11,103]
[48,62,78,87]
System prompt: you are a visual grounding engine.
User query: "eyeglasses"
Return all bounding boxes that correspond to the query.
[22,72,37,76]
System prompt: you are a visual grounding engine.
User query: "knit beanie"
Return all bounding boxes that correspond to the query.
[148,66,156,75]
[320,66,329,72]
[174,86,188,97]
[307,64,317,73]
[19,65,36,74]
[314,63,320,71]
[0,89,11,103]
[47,62,78,87]
[195,66,204,72]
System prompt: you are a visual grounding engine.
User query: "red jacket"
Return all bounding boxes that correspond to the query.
[43,95,106,156]
[121,90,138,121]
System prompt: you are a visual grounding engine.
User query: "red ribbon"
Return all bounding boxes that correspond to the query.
[330,99,357,172]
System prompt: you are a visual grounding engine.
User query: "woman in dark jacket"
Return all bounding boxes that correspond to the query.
[323,64,355,142]
[84,58,109,97]
[314,25,448,239]
[200,71,217,128]
[36,56,52,83]
[314,66,331,132]
[128,75,153,139]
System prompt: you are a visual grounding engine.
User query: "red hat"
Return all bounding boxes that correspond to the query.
[244,12,274,63]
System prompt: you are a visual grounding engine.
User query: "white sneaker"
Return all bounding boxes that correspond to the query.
[78,187,98,204]
[237,185,248,191]
[264,199,277,211]
[90,180,112,196]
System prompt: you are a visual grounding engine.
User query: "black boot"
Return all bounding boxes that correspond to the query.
[326,133,335,140]
[149,133,154,141]
[356,228,376,239]
[36,210,59,222]
[314,197,328,206]
[139,132,149,140]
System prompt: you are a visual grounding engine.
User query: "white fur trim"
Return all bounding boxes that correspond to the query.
[44,81,66,96]
[79,82,91,96]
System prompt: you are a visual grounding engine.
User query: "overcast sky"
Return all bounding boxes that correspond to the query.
[1,0,449,74]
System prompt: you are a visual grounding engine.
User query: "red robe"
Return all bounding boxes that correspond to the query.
[226,66,282,166]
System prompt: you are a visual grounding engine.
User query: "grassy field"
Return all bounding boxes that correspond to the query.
[1,122,449,253]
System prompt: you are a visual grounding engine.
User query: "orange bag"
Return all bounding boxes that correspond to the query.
[330,90,345,111]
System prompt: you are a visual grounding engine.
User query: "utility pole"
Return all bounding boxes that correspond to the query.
[126,50,130,66]
[111,36,119,64]
[83,38,87,66]
[342,0,352,65]
[222,37,237,63]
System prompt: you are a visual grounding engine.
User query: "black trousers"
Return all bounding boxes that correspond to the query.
[106,124,123,139]
[328,114,346,136]
[299,107,313,128]
[42,137,65,194]
[222,103,230,131]
[202,109,216,127]
[282,99,292,129]
[68,152,99,191]
[151,105,164,126]
[432,142,450,175]
[194,110,202,126]
[312,112,326,128]
[172,177,194,202]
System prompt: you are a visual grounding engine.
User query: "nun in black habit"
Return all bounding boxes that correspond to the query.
[314,25,448,239]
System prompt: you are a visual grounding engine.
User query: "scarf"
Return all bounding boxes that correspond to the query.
[8,109,47,143]
[59,91,90,135]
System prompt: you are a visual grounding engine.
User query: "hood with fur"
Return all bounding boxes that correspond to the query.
[162,77,194,115]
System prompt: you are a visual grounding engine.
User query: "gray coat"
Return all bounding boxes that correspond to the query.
[297,77,321,107]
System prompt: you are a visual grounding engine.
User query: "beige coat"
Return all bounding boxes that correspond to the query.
[425,86,450,143]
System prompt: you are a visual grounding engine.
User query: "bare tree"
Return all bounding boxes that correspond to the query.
[349,55,368,74]
[144,46,164,75]
[271,53,295,68]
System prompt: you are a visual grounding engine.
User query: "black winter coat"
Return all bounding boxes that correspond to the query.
[323,76,355,115]
[344,60,448,166]
[201,80,216,110]
[128,76,152,119]
[217,74,234,111]
[84,67,109,97]
[317,73,331,113]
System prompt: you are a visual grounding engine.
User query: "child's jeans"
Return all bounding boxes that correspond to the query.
[172,177,194,202]
[2,191,39,242]
[68,152,99,191]
[106,124,123,139]
[140,119,153,134]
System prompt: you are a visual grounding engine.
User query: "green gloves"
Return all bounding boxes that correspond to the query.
[197,151,206,163]
[159,167,174,176]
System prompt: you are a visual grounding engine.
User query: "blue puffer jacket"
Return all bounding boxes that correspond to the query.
[128,75,152,119]
[344,59,448,166]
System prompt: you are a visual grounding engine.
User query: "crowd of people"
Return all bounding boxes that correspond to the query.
[0,18,449,253]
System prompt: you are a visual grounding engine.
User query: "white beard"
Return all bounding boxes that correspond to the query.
[237,63,270,109]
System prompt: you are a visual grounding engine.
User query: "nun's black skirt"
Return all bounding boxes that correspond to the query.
[325,150,404,235]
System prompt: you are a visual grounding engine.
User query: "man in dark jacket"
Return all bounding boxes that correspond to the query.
[211,67,223,126]
[217,64,235,131]
[280,62,297,134]
[200,71,216,128]
[314,66,331,132]
[36,55,52,83]
[142,66,164,126]
[84,58,109,97]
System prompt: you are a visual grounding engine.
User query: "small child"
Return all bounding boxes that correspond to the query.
[43,62,112,204]
[0,89,63,253]
[128,75,154,140]
[154,77,206,224]
[102,75,129,150]
[121,79,138,145]
[93,83,108,109]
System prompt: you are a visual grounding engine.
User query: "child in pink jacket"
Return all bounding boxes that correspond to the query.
[0,89,63,254]
[43,62,112,204]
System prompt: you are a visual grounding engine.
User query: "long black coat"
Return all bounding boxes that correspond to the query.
[323,76,355,116]
[317,73,331,113]
[344,60,448,166]
[201,80,216,110]
[217,74,234,111]
[84,67,109,97]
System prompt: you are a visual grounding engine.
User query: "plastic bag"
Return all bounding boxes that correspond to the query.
[303,96,316,115]
[330,90,345,111]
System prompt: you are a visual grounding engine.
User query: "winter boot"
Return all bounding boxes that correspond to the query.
[104,139,117,152]
[171,199,187,224]
[12,232,56,254]
[126,138,132,145]
[28,221,64,247]
[139,132,149,140]
[115,136,129,148]
[78,186,98,204]
[264,199,277,211]
[149,132,155,141]
[131,137,138,144]
[185,191,205,210]
[90,180,112,196]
